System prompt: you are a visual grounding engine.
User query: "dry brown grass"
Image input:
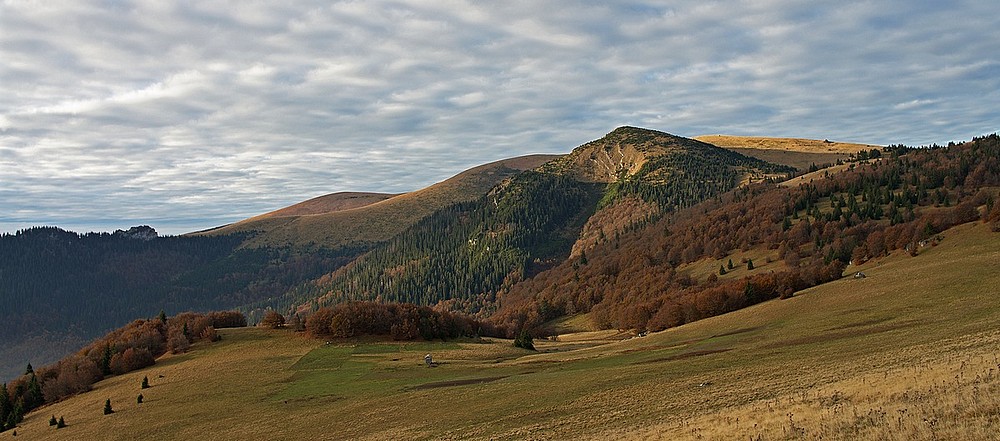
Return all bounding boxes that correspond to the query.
[730,147,851,171]
[779,160,880,188]
[618,332,1000,440]
[242,192,398,220]
[696,135,880,154]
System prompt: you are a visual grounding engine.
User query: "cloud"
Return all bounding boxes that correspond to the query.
[1,0,998,235]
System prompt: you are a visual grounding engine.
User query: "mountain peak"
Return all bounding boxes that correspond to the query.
[542,126,712,183]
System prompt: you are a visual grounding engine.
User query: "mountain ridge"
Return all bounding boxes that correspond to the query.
[199,154,560,248]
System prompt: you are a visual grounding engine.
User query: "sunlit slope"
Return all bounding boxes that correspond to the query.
[243,192,399,219]
[201,154,559,248]
[21,222,1000,440]
[696,134,880,170]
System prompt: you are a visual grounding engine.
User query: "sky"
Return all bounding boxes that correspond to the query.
[2,1,998,235]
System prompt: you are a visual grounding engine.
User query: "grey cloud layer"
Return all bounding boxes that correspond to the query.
[2,0,998,234]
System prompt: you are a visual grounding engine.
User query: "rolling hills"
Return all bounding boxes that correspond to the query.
[13,220,1000,440]
[200,154,559,249]
[6,127,999,440]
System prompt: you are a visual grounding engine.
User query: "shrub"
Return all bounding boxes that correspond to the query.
[208,311,248,328]
[259,311,285,329]
[200,326,220,342]
[166,330,190,354]
[109,348,155,375]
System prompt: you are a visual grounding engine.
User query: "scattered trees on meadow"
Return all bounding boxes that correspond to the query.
[0,311,246,427]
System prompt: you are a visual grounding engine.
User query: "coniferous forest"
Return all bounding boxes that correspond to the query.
[0,228,360,380]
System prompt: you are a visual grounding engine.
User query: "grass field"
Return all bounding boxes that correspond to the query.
[16,222,1000,440]
[695,135,879,154]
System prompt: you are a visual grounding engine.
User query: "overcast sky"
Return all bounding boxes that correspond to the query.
[2,1,998,235]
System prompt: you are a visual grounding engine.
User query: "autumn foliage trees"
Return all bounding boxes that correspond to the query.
[493,134,1000,335]
[0,311,245,430]
[305,302,501,341]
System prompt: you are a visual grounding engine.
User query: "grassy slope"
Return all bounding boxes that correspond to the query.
[695,135,879,154]
[19,222,1000,440]
[697,135,878,170]
[201,154,560,248]
[242,192,400,220]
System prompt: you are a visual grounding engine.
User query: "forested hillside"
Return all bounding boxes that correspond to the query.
[274,127,792,319]
[4,126,921,382]
[492,134,1000,334]
[0,228,358,380]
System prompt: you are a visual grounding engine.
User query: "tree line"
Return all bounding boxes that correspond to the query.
[0,227,359,379]
[302,302,503,341]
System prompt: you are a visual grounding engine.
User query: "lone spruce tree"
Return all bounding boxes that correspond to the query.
[513,329,535,351]
[103,399,114,415]
[141,376,149,389]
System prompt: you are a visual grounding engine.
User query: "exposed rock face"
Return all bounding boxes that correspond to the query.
[114,225,158,240]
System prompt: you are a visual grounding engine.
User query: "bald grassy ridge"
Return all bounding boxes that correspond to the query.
[204,155,559,248]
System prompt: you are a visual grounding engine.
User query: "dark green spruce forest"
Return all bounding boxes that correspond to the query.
[0,227,361,380]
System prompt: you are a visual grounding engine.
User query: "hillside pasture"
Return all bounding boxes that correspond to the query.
[15,222,1000,440]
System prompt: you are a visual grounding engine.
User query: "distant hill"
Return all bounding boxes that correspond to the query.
[0,228,358,382]
[200,155,559,249]
[696,134,880,170]
[242,192,399,219]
